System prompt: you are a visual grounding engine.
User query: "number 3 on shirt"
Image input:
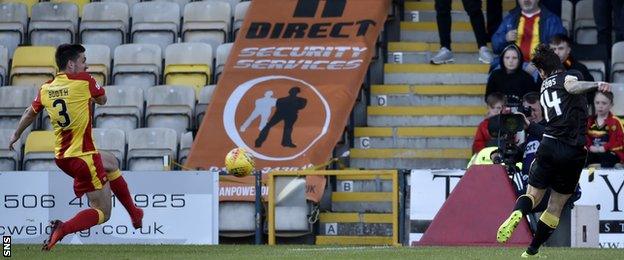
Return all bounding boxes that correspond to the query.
[541,91,562,122]
[52,99,71,127]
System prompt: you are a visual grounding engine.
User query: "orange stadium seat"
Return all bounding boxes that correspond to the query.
[0,2,28,58]
[131,1,180,56]
[113,43,162,88]
[23,131,58,171]
[182,1,230,56]
[164,42,213,94]
[80,2,129,52]
[94,85,144,133]
[126,127,178,171]
[83,44,111,86]
[145,85,196,137]
[29,2,79,47]
[10,46,57,87]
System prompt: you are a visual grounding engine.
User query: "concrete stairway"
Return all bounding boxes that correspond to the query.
[350,0,516,169]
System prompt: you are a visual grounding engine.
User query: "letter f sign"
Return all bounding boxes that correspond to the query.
[294,0,347,18]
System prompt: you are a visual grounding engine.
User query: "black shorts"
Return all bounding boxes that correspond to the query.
[529,137,587,194]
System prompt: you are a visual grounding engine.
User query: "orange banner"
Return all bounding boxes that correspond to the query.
[186,0,390,172]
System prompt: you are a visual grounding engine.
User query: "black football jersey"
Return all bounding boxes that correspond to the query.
[539,72,588,146]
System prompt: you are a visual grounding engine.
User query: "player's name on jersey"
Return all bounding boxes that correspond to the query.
[47,88,70,99]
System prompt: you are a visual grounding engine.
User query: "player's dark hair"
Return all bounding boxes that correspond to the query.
[531,44,564,76]
[522,92,540,104]
[549,33,572,46]
[486,92,506,107]
[55,44,85,70]
[595,91,614,105]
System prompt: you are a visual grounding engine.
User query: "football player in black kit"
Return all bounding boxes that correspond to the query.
[496,44,611,258]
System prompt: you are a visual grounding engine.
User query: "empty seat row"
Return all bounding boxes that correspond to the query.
[0,1,249,57]
[0,85,216,137]
[0,128,192,171]
[2,42,231,89]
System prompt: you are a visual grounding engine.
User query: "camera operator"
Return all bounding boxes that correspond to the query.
[518,92,546,181]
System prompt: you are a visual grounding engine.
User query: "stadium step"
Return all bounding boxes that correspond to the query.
[353,126,475,149]
[400,22,476,42]
[335,174,393,192]
[402,0,515,23]
[388,42,486,64]
[331,192,393,213]
[370,84,485,106]
[384,64,489,84]
[315,235,394,245]
[318,213,393,236]
[349,148,470,169]
[367,106,485,127]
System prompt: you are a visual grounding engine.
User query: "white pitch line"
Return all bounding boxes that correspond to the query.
[289,246,393,251]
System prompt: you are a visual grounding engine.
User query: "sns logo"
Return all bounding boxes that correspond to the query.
[2,236,10,257]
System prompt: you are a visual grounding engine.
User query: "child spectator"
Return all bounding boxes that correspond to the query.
[586,92,624,168]
[473,92,506,154]
[485,44,539,106]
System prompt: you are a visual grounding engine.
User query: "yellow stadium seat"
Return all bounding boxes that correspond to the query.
[24,131,55,154]
[51,0,89,16]
[10,46,57,87]
[0,0,38,16]
[164,42,213,96]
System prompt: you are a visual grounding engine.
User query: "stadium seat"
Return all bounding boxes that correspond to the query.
[215,0,239,14]
[29,2,79,47]
[145,85,196,137]
[0,3,27,58]
[113,44,162,89]
[0,86,39,135]
[40,109,53,130]
[51,0,90,16]
[100,0,139,11]
[23,131,58,171]
[83,44,111,86]
[126,127,178,171]
[611,84,624,116]
[94,85,144,133]
[0,45,7,85]
[561,0,573,36]
[612,42,624,83]
[178,131,193,165]
[93,128,126,169]
[80,2,129,53]
[10,46,57,87]
[131,2,180,56]
[0,0,37,16]
[182,1,230,57]
[215,43,232,82]
[233,1,249,38]
[579,60,605,81]
[574,0,597,44]
[0,129,21,170]
[195,84,216,125]
[164,42,213,94]
[152,0,188,17]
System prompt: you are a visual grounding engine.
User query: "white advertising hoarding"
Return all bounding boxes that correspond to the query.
[0,171,219,245]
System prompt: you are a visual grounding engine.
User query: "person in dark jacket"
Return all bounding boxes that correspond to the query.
[485,44,540,106]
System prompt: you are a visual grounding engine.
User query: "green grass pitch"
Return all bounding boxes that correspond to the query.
[8,245,624,259]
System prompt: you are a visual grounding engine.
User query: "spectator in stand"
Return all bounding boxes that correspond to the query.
[430,0,494,64]
[485,44,539,106]
[492,0,566,63]
[473,92,506,154]
[593,0,624,51]
[549,34,594,82]
[586,92,624,168]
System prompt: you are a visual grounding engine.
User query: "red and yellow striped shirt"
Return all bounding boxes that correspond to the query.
[516,11,541,62]
[31,72,105,159]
